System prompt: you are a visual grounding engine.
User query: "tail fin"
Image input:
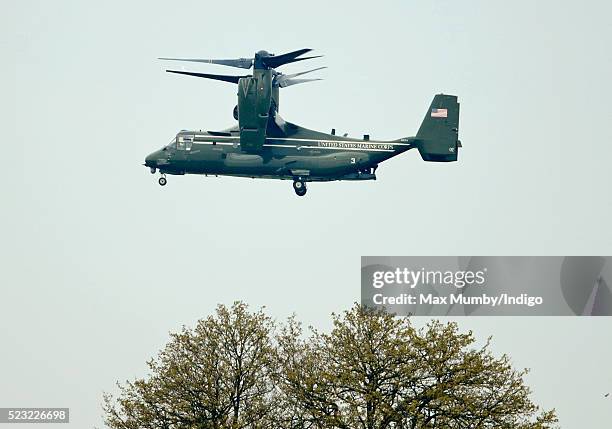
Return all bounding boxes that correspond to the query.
[415,94,460,162]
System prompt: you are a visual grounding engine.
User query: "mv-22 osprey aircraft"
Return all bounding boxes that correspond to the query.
[144,48,461,196]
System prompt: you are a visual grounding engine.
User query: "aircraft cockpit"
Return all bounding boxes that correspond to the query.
[176,134,193,151]
[164,134,194,151]
[164,139,175,150]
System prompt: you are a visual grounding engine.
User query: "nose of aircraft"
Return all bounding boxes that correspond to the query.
[144,153,157,167]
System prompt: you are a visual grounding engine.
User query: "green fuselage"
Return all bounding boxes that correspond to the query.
[145,122,415,182]
[150,50,460,192]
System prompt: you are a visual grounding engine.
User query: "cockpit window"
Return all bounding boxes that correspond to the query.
[176,135,194,151]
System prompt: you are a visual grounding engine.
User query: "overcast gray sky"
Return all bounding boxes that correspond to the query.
[2,1,612,427]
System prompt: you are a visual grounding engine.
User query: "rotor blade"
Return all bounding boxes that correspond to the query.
[283,66,327,79]
[166,70,249,84]
[262,48,320,68]
[274,55,324,68]
[274,67,326,87]
[266,48,312,62]
[159,57,253,69]
[278,78,323,88]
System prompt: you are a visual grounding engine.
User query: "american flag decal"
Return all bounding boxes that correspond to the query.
[431,108,448,118]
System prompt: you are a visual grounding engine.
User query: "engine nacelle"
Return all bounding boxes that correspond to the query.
[237,72,272,151]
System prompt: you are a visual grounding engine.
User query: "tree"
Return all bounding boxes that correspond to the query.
[276,305,558,429]
[103,303,558,429]
[103,302,277,429]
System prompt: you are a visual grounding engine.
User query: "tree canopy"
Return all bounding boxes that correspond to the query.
[103,302,557,429]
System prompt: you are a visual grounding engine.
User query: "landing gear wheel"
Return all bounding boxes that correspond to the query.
[158,177,167,186]
[293,180,307,196]
[150,167,156,174]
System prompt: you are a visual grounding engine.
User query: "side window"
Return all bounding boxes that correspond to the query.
[177,135,193,151]
[177,136,186,150]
